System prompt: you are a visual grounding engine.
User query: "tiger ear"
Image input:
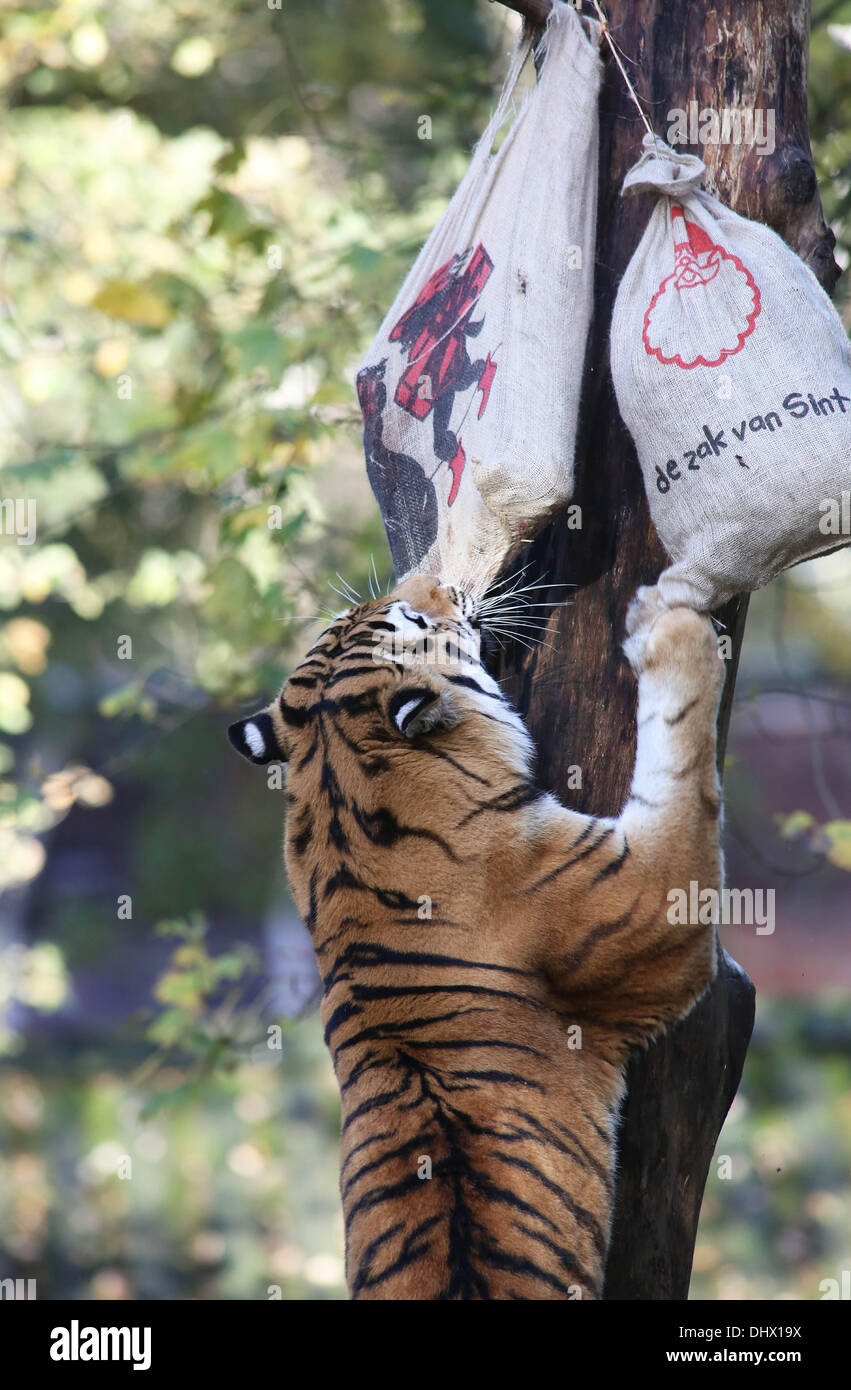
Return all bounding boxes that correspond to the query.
[388,685,454,739]
[227,706,288,765]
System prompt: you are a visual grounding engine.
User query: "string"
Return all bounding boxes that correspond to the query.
[587,0,659,146]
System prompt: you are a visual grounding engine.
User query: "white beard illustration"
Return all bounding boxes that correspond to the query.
[642,206,761,369]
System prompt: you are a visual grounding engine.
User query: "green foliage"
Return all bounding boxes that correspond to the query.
[777,812,851,870]
[811,3,851,311]
[693,999,851,1300]
[0,3,513,1300]
[1,0,851,1301]
[0,1015,346,1299]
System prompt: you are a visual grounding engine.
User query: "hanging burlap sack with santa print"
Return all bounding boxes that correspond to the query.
[356,2,602,589]
[611,134,851,611]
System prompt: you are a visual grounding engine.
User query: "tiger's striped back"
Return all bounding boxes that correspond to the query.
[228,577,724,1299]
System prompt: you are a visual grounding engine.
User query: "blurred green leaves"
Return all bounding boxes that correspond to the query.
[140,915,262,1115]
[819,820,851,870]
[775,811,851,871]
[1,0,850,1304]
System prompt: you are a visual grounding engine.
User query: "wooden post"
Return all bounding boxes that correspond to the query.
[494,0,838,1297]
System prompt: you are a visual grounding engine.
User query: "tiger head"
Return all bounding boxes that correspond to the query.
[227,575,537,923]
[228,574,534,778]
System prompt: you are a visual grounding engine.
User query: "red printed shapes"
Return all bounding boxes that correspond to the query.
[642,206,761,369]
[384,242,499,509]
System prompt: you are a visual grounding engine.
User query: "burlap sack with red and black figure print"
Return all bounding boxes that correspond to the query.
[611,135,851,612]
[356,2,602,588]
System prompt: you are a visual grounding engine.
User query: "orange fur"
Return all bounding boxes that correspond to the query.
[229,578,724,1300]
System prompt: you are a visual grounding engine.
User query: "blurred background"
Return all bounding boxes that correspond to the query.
[0,0,849,1301]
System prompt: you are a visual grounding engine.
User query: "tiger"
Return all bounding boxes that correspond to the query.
[227,575,724,1300]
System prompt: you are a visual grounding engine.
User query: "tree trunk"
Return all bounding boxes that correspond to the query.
[495,0,838,1298]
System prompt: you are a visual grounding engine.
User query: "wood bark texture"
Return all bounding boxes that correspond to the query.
[493,0,838,1298]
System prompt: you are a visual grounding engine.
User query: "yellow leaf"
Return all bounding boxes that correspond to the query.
[92,280,173,328]
[1,618,50,675]
[822,821,851,871]
[229,505,268,536]
[94,339,130,377]
[777,810,815,840]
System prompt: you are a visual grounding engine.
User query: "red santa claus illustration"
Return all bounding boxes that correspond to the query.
[642,205,761,369]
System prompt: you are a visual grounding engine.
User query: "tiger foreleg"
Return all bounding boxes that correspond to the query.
[621,585,724,845]
[596,586,725,1028]
[530,588,725,1030]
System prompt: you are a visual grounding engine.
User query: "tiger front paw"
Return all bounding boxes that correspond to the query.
[624,585,721,695]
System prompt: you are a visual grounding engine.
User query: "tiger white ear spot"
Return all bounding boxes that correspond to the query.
[393,697,427,733]
[388,686,454,739]
[227,710,287,765]
[243,721,265,758]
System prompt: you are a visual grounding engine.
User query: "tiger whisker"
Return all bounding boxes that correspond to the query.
[368,554,382,601]
[477,582,575,612]
[477,606,564,626]
[483,611,558,631]
[334,572,362,602]
[482,579,576,603]
[486,596,574,609]
[483,566,547,594]
[485,628,540,653]
[482,609,555,625]
[484,616,554,632]
[462,568,518,604]
[492,634,555,654]
[480,563,536,594]
[465,554,505,595]
[328,583,356,606]
[484,622,556,642]
[482,602,572,618]
[484,626,556,653]
[490,574,576,594]
[485,615,563,629]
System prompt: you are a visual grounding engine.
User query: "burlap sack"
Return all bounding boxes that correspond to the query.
[356,2,601,588]
[611,134,851,611]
